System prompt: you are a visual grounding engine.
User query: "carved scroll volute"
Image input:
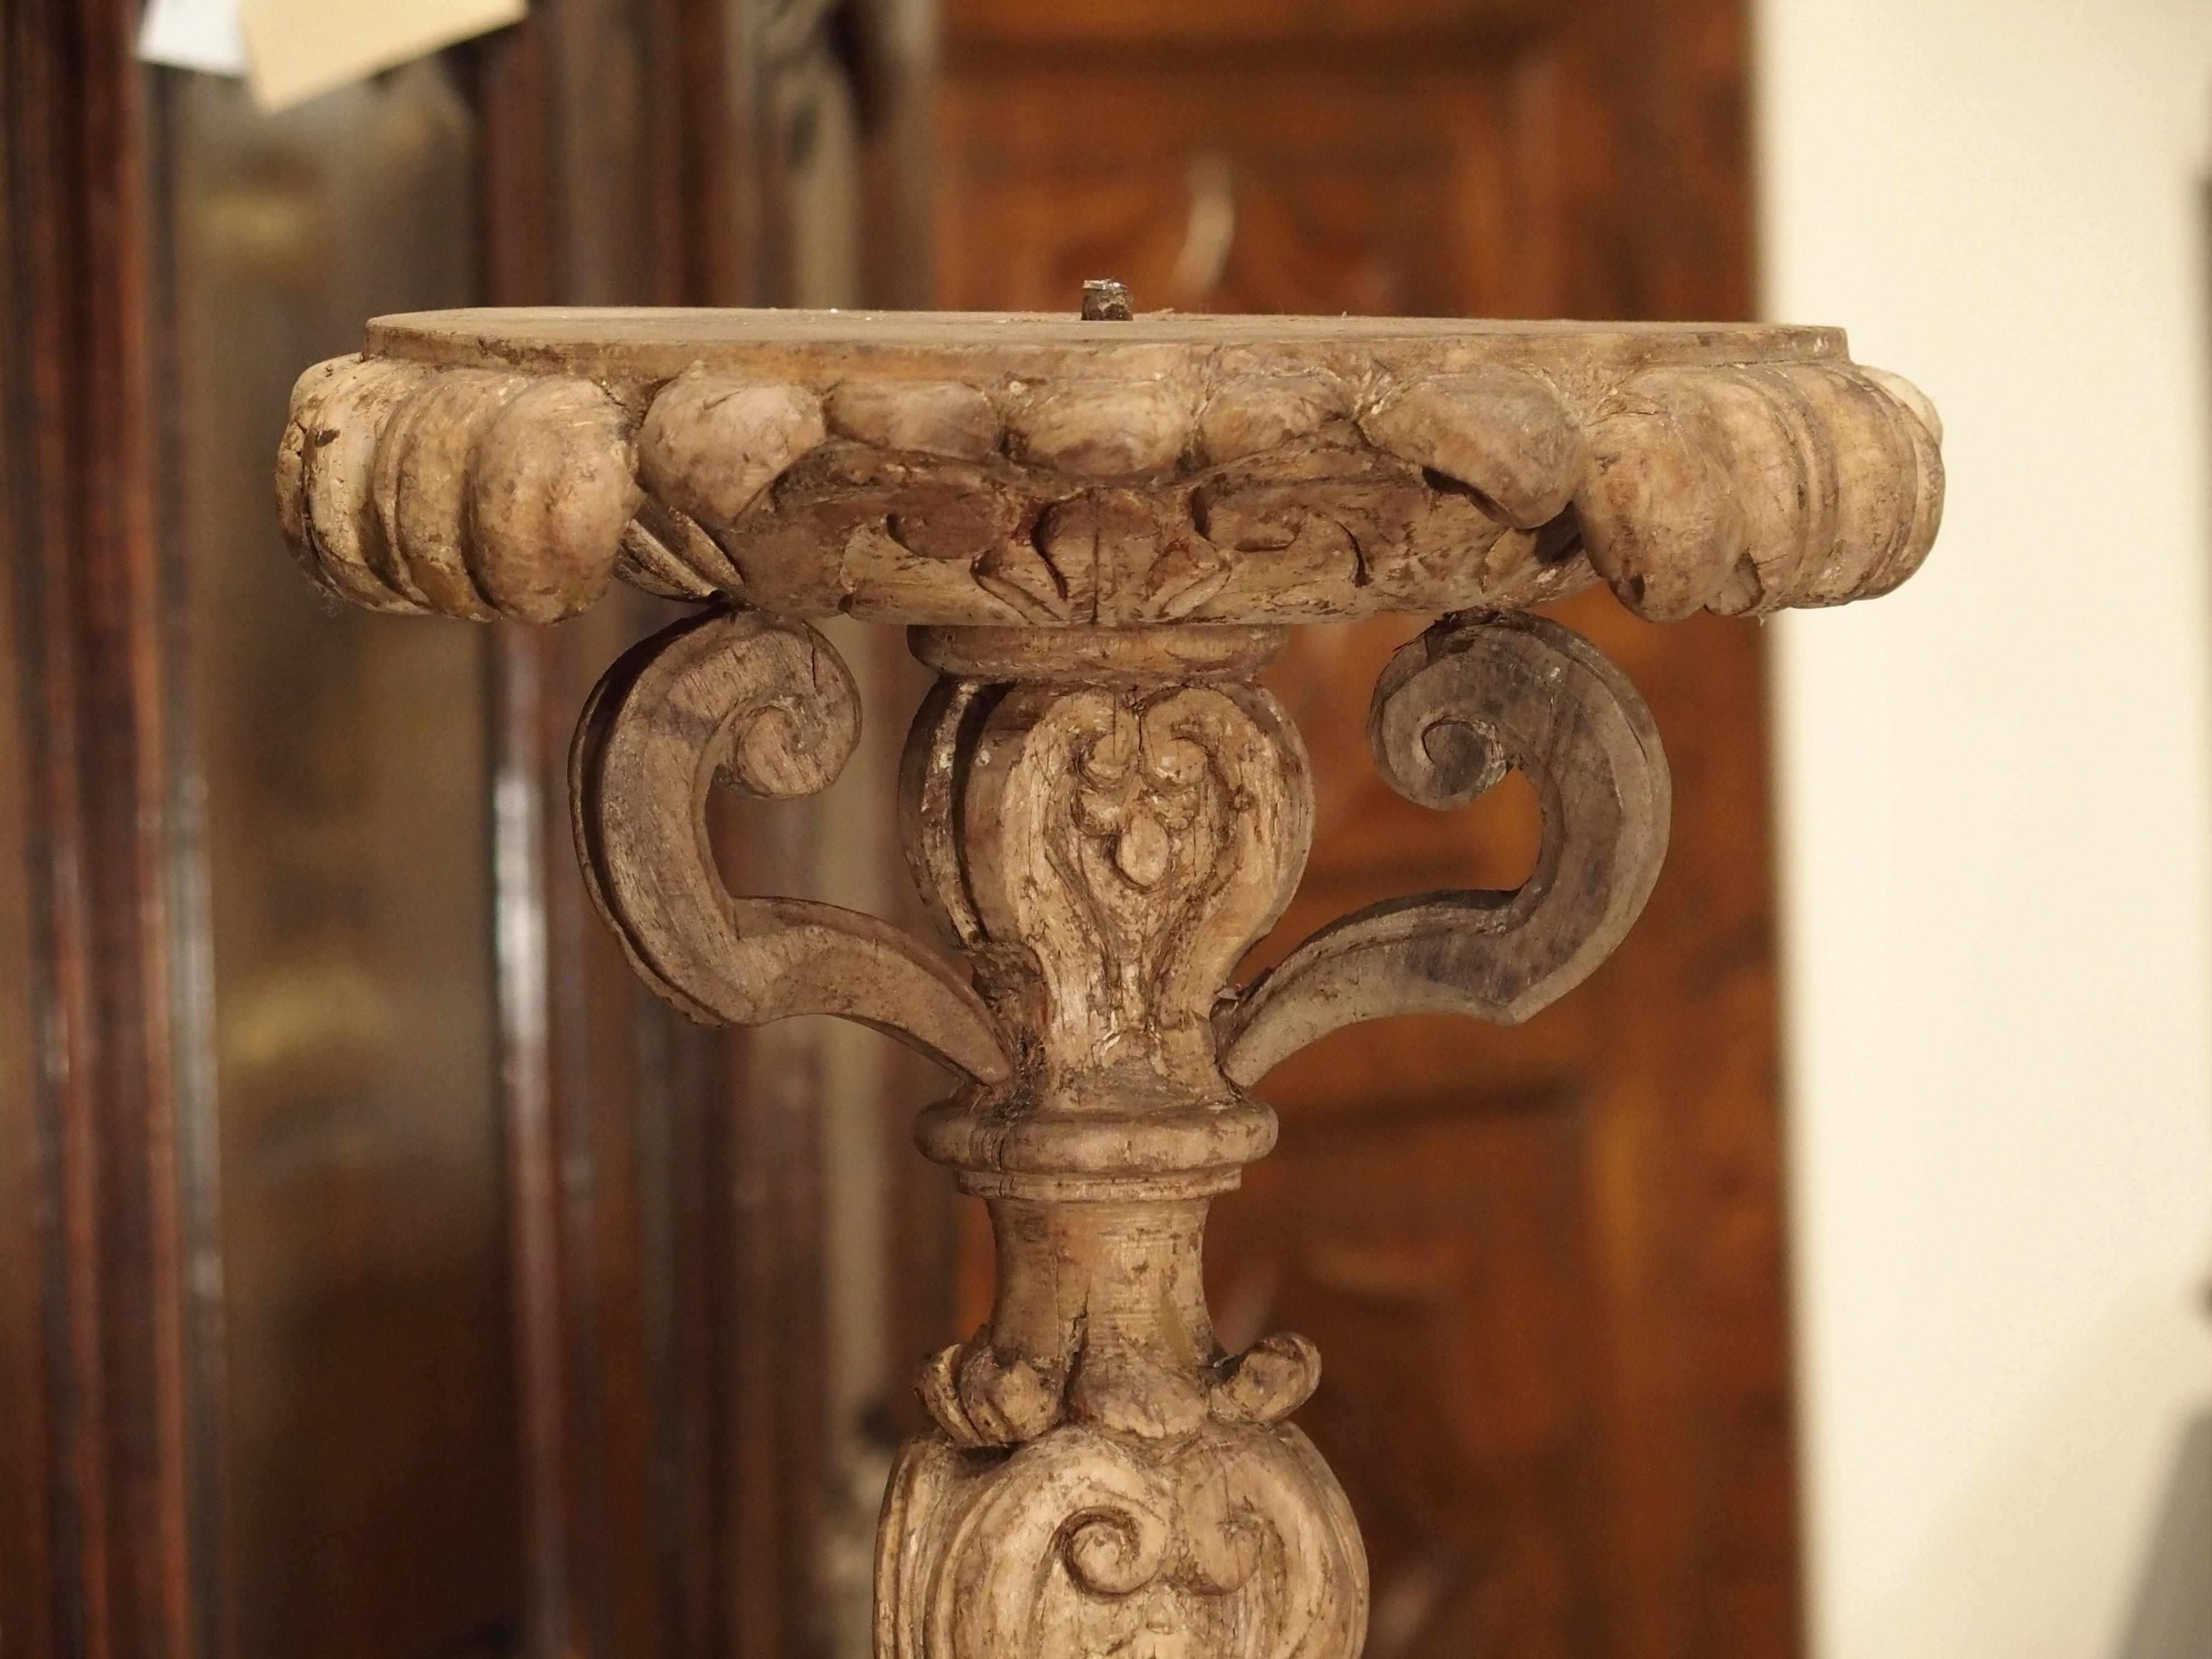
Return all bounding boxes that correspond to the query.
[572,606,1012,1084]
[1218,610,1670,1087]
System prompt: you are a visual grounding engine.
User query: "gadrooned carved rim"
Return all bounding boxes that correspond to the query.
[276,307,1944,629]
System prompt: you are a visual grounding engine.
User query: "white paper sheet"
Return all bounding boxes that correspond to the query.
[137,0,248,76]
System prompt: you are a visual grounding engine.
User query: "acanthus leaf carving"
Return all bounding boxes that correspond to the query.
[914,1323,1321,1454]
[570,604,1013,1084]
[1216,610,1671,1088]
[615,494,743,601]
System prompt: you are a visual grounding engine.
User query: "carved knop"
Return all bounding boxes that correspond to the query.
[1195,373,1349,465]
[1218,610,1670,1086]
[571,605,1012,1083]
[638,370,827,529]
[1005,380,1195,477]
[827,379,1004,459]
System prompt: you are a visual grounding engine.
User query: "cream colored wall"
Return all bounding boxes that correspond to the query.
[1757,3,2212,1654]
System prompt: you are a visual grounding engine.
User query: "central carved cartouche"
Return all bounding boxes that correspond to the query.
[902,636,1311,1117]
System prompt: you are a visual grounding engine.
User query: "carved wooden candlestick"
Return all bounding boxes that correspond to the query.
[278,304,1941,1659]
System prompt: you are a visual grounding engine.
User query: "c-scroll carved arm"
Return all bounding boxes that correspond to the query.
[1216,611,1670,1087]
[571,605,1014,1084]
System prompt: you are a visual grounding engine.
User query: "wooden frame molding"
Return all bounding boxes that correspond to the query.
[274,304,1942,1658]
[2,0,219,1655]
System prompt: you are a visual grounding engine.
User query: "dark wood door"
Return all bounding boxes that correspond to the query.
[932,4,1799,1655]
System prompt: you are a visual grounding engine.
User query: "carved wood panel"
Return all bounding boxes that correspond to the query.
[933,2,1798,1655]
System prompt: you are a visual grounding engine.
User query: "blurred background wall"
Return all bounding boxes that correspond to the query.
[1759,2,2212,1655]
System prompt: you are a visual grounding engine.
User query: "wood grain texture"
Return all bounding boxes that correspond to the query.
[2,0,212,1651]
[276,309,1942,627]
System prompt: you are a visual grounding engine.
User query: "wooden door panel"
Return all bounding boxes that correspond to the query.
[938,62,1522,317]
[946,0,1553,46]
[1210,1094,1607,1659]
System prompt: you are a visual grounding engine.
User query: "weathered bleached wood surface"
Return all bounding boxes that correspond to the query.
[274,304,1943,1659]
[280,308,1942,628]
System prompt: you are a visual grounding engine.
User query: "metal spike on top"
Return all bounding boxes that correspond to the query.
[1080,278,1133,322]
